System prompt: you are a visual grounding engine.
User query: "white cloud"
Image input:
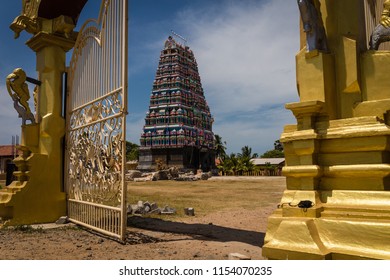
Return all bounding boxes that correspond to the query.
[213,105,294,154]
[0,1,302,153]
[178,0,300,116]
[126,112,146,144]
[171,0,300,153]
[0,84,23,144]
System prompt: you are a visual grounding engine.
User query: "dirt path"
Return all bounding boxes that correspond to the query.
[0,177,284,260]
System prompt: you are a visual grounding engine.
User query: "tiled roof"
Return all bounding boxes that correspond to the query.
[0,145,15,157]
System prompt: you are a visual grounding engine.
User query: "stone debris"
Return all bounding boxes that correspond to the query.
[127,168,211,182]
[126,170,142,181]
[160,205,176,215]
[184,207,195,216]
[127,201,176,216]
[133,176,152,182]
[55,216,69,224]
[228,253,251,260]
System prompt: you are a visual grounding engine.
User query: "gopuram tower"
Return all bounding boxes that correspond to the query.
[263,0,390,260]
[138,36,215,171]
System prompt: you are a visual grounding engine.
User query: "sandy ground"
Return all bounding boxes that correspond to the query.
[0,177,285,260]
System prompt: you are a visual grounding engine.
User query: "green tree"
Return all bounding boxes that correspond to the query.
[238,145,258,159]
[237,155,255,174]
[214,134,227,160]
[260,139,284,158]
[261,149,284,158]
[126,141,139,161]
[274,140,283,152]
[217,149,257,176]
[217,153,237,175]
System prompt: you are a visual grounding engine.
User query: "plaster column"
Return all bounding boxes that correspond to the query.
[263,0,390,260]
[25,24,76,210]
[0,0,87,226]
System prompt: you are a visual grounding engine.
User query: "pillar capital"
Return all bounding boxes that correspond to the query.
[26,31,76,53]
[10,0,87,40]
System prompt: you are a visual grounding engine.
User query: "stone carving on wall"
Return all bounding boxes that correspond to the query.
[297,0,329,52]
[6,68,36,125]
[370,0,390,50]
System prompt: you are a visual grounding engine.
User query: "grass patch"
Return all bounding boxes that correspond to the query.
[127,177,286,220]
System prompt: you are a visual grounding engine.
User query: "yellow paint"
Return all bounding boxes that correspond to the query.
[361,51,390,101]
[296,51,336,120]
[263,0,390,259]
[0,16,76,226]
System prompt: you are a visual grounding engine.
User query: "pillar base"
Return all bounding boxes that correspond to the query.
[0,121,66,226]
[266,116,390,259]
[263,204,390,260]
[0,151,66,226]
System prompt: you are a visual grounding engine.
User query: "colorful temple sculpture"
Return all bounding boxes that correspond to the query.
[263,0,390,260]
[138,36,215,171]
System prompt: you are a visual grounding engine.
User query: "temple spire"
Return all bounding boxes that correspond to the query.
[138,36,215,171]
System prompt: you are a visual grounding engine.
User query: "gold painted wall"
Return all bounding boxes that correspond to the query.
[263,0,390,260]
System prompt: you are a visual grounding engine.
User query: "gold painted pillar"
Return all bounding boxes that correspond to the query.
[263,0,390,260]
[0,2,79,225]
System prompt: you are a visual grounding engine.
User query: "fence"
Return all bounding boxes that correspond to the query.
[219,168,283,177]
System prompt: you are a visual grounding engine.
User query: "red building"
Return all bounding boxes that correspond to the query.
[0,145,17,174]
[138,36,215,171]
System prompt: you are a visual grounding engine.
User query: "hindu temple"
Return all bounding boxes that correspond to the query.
[138,36,215,171]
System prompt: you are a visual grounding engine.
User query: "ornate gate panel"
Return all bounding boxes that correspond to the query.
[66,0,128,240]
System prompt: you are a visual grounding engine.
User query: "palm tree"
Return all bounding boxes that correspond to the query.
[238,145,258,159]
[214,134,227,160]
[238,146,258,175]
[217,152,257,176]
[217,153,237,175]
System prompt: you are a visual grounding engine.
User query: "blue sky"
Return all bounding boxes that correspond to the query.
[0,0,299,155]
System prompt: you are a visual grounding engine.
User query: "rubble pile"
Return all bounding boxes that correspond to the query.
[127,167,212,182]
[127,201,176,215]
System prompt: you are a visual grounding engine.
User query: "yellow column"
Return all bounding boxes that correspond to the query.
[263,0,390,260]
[0,18,76,225]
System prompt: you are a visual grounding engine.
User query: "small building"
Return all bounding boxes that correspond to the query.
[0,145,17,174]
[250,158,285,176]
[126,160,138,171]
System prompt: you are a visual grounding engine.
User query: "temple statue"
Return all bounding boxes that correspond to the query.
[370,0,390,50]
[6,68,35,125]
[297,0,328,52]
[10,0,40,39]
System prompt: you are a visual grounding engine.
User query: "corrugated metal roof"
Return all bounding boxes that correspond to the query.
[250,158,285,165]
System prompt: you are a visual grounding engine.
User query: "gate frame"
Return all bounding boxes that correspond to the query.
[64,0,128,241]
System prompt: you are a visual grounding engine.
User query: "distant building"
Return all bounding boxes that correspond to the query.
[251,158,285,166]
[126,160,138,171]
[0,145,17,174]
[251,158,285,176]
[138,36,215,171]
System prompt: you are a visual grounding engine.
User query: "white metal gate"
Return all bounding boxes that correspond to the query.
[65,0,128,240]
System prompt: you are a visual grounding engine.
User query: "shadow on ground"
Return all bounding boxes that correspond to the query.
[127,216,265,247]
